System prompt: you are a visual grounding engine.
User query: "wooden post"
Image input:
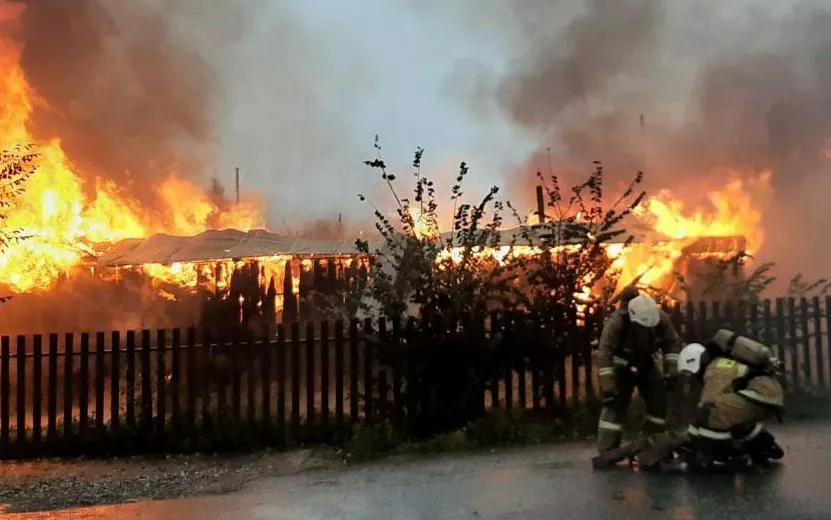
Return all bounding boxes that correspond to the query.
[32,335,43,452]
[110,331,121,434]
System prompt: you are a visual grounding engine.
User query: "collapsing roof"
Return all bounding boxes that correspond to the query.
[95,229,364,267]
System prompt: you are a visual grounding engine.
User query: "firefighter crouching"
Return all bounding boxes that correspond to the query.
[596,294,683,455]
[677,329,785,468]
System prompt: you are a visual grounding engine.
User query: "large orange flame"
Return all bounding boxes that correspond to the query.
[0,12,265,294]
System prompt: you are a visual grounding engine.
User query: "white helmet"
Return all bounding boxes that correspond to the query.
[678,342,707,374]
[627,294,660,328]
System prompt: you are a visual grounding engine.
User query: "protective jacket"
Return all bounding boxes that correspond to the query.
[597,309,683,395]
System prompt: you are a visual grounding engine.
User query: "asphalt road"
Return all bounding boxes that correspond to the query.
[6,422,831,520]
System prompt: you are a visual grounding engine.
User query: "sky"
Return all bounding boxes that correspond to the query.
[213,0,536,228]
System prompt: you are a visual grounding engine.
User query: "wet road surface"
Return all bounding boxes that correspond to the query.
[6,422,831,519]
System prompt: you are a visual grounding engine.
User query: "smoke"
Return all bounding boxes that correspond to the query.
[11,0,369,224]
[420,0,831,279]
[13,1,240,203]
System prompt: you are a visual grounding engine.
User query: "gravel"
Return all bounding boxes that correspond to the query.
[0,448,343,513]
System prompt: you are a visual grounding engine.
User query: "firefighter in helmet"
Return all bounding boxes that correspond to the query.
[677,330,785,469]
[596,292,683,455]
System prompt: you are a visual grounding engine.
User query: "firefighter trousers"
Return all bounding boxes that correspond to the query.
[597,366,667,453]
[687,392,774,456]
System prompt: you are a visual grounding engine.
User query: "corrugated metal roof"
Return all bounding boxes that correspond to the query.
[95,229,364,267]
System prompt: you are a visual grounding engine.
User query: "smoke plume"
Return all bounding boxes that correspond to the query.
[426,0,831,279]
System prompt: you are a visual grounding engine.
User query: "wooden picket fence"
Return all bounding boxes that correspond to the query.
[0,296,828,459]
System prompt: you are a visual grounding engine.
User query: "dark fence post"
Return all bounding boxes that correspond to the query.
[79,333,90,442]
[16,335,26,453]
[95,332,106,439]
[305,321,316,430]
[1,336,8,451]
[390,317,403,426]
[290,322,301,434]
[156,329,167,448]
[231,334,242,424]
[47,334,58,446]
[363,318,374,424]
[530,313,542,411]
[276,324,287,446]
[246,332,256,429]
[320,320,330,430]
[63,333,74,442]
[260,326,272,441]
[787,298,798,389]
[762,300,772,346]
[334,320,345,430]
[171,328,182,443]
[774,299,787,383]
[516,315,527,410]
[32,335,42,454]
[826,296,831,387]
[489,311,500,409]
[799,298,812,387]
[260,326,271,443]
[348,320,359,424]
[140,329,153,445]
[125,331,136,431]
[110,331,121,435]
[185,328,197,446]
[812,297,825,389]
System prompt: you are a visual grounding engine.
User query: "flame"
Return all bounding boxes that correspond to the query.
[407,206,438,240]
[438,170,772,306]
[0,15,265,294]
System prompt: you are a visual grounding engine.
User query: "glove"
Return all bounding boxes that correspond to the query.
[602,391,618,406]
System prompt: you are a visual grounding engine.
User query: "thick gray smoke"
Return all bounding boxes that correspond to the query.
[9,0,368,223]
[415,0,831,280]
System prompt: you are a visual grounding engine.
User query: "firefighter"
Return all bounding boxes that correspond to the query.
[596,293,683,455]
[677,330,785,469]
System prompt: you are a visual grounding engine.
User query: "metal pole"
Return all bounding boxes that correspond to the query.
[235,167,240,205]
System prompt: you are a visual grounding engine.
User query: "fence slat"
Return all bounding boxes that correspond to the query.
[232,335,242,424]
[15,335,26,452]
[125,331,136,431]
[348,320,359,424]
[774,299,787,383]
[290,322,301,433]
[156,329,167,448]
[320,321,330,429]
[334,321,345,429]
[787,298,798,389]
[826,296,831,386]
[110,331,121,434]
[799,298,812,387]
[200,329,212,441]
[762,300,772,346]
[79,333,90,441]
[305,322,315,428]
[490,312,500,409]
[216,339,228,428]
[171,329,182,442]
[276,324,287,446]
[32,335,42,452]
[63,333,74,441]
[516,316,527,410]
[363,318,374,424]
[1,336,8,450]
[140,329,153,445]
[813,297,824,388]
[246,332,256,429]
[390,318,402,425]
[260,326,272,439]
[47,334,58,445]
[185,328,197,444]
[95,332,106,438]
